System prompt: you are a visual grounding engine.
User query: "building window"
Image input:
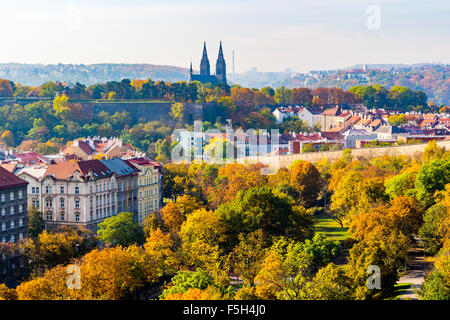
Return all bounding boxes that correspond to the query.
[75,200,80,208]
[10,206,14,215]
[75,213,80,222]
[1,223,5,231]
[10,235,15,243]
[18,205,23,213]
[19,218,23,227]
[32,187,36,194]
[60,185,64,194]
[1,194,5,202]
[60,198,65,208]
[19,233,23,240]
[75,187,80,194]
[36,187,40,194]
[60,213,65,221]
[46,186,52,194]
[45,212,53,220]
[10,221,15,229]
[1,208,5,216]
[18,190,24,199]
[46,198,53,208]
[10,192,15,200]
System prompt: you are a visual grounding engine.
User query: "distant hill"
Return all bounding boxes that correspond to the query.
[273,64,450,105]
[0,63,190,86]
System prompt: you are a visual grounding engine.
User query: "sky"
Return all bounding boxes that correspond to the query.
[0,0,449,73]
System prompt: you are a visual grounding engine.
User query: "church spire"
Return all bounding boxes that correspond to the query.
[216,41,226,84]
[200,41,210,76]
[218,41,224,59]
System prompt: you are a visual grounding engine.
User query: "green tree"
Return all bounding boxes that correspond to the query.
[415,159,450,208]
[28,207,45,238]
[159,268,215,299]
[97,212,144,246]
[418,202,449,255]
[274,86,291,105]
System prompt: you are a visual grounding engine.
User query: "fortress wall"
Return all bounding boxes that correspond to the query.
[245,140,450,168]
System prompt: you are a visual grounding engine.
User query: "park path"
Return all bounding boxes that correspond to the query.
[397,246,432,300]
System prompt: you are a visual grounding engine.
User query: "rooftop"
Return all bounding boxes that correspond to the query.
[0,166,28,190]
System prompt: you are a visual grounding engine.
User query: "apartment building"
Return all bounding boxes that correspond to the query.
[40,160,117,233]
[125,158,162,224]
[101,158,139,218]
[0,166,28,243]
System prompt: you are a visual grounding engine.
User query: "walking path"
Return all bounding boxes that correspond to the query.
[397,247,432,300]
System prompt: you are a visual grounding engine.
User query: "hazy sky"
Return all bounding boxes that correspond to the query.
[0,0,449,72]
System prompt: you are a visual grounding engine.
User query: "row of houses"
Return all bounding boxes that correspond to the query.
[0,137,163,238]
[1,157,162,234]
[273,105,450,132]
[273,105,450,150]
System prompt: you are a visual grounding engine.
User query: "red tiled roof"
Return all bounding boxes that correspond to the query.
[0,166,28,190]
[128,157,161,168]
[368,119,382,127]
[355,118,372,126]
[44,160,112,180]
[348,115,361,125]
[12,152,47,164]
[0,163,17,173]
[77,141,94,155]
[322,107,340,116]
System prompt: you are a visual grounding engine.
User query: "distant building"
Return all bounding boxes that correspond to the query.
[189,42,227,85]
[273,106,321,127]
[61,137,140,160]
[321,107,341,131]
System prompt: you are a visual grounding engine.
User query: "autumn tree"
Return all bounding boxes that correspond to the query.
[254,238,313,300]
[0,79,13,97]
[20,228,95,273]
[227,229,266,286]
[290,88,313,106]
[0,283,17,300]
[290,160,322,208]
[144,228,179,277]
[216,187,315,250]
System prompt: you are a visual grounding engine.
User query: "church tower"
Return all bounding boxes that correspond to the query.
[215,41,226,84]
[200,42,210,76]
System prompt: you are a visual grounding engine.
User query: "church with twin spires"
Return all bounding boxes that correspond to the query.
[189,41,226,85]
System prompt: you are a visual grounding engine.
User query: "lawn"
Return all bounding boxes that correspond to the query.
[391,283,413,300]
[314,213,349,241]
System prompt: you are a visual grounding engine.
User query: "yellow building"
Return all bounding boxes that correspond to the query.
[125,158,162,224]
